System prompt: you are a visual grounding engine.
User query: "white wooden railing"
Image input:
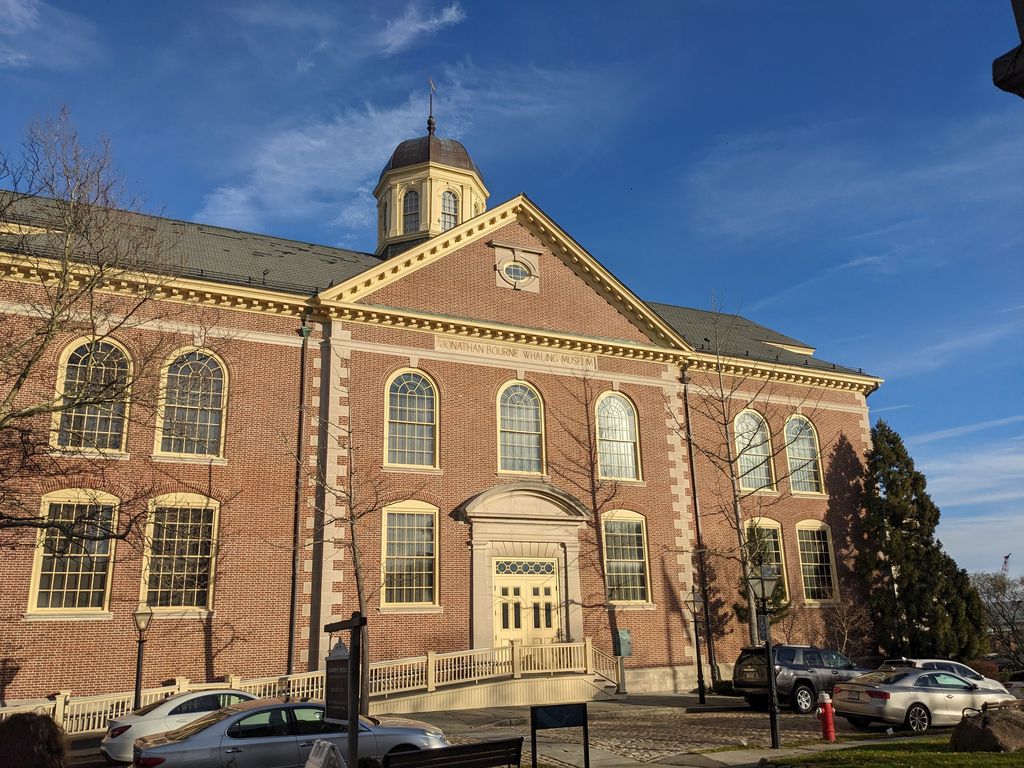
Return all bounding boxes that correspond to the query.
[0,640,619,735]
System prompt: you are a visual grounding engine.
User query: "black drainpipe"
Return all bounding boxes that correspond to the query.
[287,311,312,674]
[681,361,719,685]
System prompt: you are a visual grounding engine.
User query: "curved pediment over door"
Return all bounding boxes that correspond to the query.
[458,480,591,523]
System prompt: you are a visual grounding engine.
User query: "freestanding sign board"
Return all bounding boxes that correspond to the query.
[324,645,349,724]
[530,703,589,768]
[324,611,366,768]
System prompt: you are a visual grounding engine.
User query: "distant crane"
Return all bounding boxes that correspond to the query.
[1002,553,1012,576]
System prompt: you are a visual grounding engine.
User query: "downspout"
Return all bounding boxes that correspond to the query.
[287,311,312,674]
[681,361,720,685]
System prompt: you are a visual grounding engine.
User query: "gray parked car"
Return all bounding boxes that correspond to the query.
[833,668,1015,732]
[733,645,870,714]
[132,697,449,767]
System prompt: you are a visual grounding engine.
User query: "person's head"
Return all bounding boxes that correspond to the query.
[0,712,66,768]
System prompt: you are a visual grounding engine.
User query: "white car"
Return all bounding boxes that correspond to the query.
[1007,670,1024,699]
[100,688,255,763]
[880,658,1009,694]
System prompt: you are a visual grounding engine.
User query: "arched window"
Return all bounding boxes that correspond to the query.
[379,199,389,237]
[498,382,544,473]
[56,340,130,451]
[403,189,419,234]
[734,410,773,491]
[32,490,118,612]
[602,510,650,603]
[440,190,458,232]
[745,518,788,602]
[386,371,437,467]
[796,520,838,602]
[159,350,226,457]
[382,500,438,606]
[144,493,219,609]
[786,416,822,493]
[597,393,640,480]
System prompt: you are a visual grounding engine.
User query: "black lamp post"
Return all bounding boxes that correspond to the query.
[682,585,707,705]
[132,604,154,711]
[746,564,780,749]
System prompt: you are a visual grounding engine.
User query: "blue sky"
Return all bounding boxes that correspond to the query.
[2,1,1021,576]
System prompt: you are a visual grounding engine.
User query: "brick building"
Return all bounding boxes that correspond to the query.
[0,121,879,702]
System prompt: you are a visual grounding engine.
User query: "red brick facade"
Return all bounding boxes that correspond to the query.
[0,201,877,702]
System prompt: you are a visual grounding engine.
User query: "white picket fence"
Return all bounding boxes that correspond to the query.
[0,640,620,736]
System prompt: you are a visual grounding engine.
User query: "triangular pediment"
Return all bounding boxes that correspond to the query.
[317,195,691,353]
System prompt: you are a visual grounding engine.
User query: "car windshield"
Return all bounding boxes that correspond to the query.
[853,670,909,685]
[164,708,234,740]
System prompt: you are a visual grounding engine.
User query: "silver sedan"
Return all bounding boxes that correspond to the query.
[833,668,1016,732]
[133,697,449,767]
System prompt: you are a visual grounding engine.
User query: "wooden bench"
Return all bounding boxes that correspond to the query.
[382,737,524,768]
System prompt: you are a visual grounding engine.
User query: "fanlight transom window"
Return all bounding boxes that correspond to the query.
[786,417,822,493]
[403,190,419,234]
[161,351,225,456]
[735,410,773,490]
[441,190,458,232]
[57,340,130,451]
[387,372,436,466]
[597,394,640,480]
[499,383,544,473]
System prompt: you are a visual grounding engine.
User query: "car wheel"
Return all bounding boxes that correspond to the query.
[904,703,930,733]
[845,716,871,730]
[792,684,815,714]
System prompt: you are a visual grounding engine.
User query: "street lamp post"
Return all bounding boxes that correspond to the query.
[132,604,154,711]
[682,585,707,705]
[746,565,780,749]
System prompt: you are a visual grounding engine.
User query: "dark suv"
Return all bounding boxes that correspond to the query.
[733,645,869,713]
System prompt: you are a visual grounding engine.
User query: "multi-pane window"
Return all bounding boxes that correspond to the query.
[499,383,544,473]
[383,504,436,605]
[146,501,216,608]
[746,522,787,601]
[403,190,419,234]
[735,410,773,490]
[797,524,836,601]
[56,340,130,451]
[386,372,436,466]
[603,512,649,603]
[597,393,640,480]
[160,351,225,456]
[786,417,822,493]
[34,496,116,610]
[440,190,458,231]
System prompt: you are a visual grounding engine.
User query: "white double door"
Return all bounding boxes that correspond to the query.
[492,559,560,646]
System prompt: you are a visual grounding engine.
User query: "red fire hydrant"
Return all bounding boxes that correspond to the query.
[816,691,836,743]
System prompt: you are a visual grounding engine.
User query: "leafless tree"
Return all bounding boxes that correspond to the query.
[972,571,1024,669]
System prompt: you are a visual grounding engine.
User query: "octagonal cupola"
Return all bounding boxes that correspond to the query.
[374,114,489,258]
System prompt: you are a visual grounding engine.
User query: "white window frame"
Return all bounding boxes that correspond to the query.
[383,368,439,469]
[796,520,839,605]
[402,189,420,234]
[734,409,775,491]
[380,500,439,608]
[601,510,652,605]
[51,337,132,455]
[745,517,789,603]
[140,493,220,616]
[154,348,228,459]
[596,392,642,481]
[28,489,119,615]
[785,415,823,494]
[496,380,546,475]
[440,190,458,232]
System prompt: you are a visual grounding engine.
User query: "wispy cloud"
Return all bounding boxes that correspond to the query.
[379,3,465,55]
[938,514,1024,577]
[870,319,1022,380]
[0,0,100,70]
[196,62,632,237]
[870,404,912,415]
[919,440,1024,509]
[908,415,1024,446]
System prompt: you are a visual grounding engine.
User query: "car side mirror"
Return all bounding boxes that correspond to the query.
[970,683,979,691]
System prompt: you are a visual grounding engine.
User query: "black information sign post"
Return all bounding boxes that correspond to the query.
[530,703,589,768]
[324,611,367,768]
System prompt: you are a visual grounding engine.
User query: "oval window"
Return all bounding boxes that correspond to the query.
[503,262,531,283]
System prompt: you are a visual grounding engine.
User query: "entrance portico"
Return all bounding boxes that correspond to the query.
[460,482,590,650]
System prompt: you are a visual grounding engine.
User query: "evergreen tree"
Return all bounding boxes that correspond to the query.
[859,420,986,658]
